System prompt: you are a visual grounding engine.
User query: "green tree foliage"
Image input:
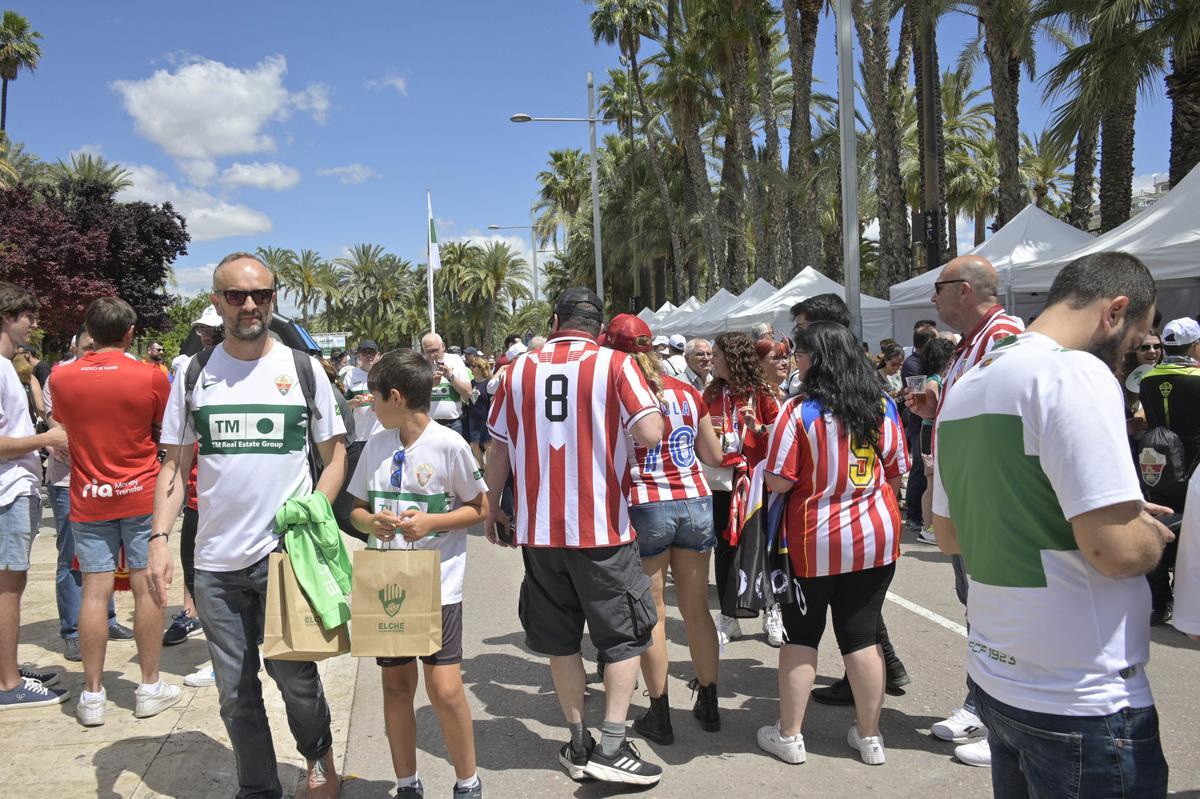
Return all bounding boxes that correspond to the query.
[0,10,42,132]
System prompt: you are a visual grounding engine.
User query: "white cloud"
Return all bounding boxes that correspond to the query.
[366,72,409,96]
[170,262,217,296]
[118,163,273,242]
[180,158,217,185]
[70,143,103,159]
[219,161,301,191]
[436,217,454,233]
[317,164,379,184]
[1132,172,1166,195]
[111,55,328,161]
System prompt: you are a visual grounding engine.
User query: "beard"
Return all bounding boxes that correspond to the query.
[230,314,267,341]
[1086,321,1132,371]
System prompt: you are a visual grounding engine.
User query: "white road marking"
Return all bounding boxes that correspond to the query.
[886,593,968,637]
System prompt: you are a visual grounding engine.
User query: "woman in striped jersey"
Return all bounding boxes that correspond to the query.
[602,315,726,746]
[758,322,909,767]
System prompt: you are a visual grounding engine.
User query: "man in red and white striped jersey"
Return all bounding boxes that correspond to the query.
[484,288,666,786]
[906,254,1024,766]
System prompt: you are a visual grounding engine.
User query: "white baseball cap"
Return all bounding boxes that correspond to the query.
[651,335,669,350]
[193,305,222,328]
[1163,318,1200,346]
[668,334,686,352]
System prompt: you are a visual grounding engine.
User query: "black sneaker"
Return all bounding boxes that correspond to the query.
[1150,603,1173,626]
[811,676,854,706]
[582,740,662,786]
[452,776,482,798]
[558,732,594,781]
[18,667,59,687]
[163,609,203,646]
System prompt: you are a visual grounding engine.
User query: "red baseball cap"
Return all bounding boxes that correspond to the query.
[602,314,653,353]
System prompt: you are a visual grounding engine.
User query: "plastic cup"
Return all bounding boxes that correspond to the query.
[905,375,927,394]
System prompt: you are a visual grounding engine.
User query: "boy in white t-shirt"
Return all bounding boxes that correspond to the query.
[349,350,488,799]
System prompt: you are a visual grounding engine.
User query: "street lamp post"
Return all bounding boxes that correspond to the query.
[510,72,613,305]
[487,217,540,304]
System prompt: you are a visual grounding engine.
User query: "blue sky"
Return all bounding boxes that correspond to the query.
[9,2,1171,312]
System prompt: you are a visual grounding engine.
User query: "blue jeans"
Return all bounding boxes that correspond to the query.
[195,555,333,799]
[0,493,39,570]
[437,416,464,437]
[50,485,115,639]
[972,682,1168,799]
[630,496,715,558]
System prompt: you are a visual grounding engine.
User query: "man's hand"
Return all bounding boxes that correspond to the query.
[397,509,437,542]
[904,387,937,420]
[1144,502,1175,517]
[147,539,174,608]
[41,427,67,450]
[485,506,514,547]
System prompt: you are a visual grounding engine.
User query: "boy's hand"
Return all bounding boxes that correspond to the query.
[348,393,373,408]
[397,509,436,541]
[485,506,514,548]
[372,509,402,542]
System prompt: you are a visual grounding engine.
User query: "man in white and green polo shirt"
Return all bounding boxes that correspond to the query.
[932,252,1174,798]
[420,332,472,437]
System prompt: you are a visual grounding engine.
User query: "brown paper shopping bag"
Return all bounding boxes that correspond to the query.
[350,545,442,658]
[263,552,350,661]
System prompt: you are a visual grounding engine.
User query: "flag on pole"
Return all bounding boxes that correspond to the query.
[426,191,438,334]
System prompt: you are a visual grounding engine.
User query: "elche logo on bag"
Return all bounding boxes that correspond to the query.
[378,584,407,631]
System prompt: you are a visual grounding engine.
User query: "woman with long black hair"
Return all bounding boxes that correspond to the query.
[757,322,909,767]
[702,332,780,646]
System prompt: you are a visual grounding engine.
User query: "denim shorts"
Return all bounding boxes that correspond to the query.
[630,495,715,558]
[0,494,41,571]
[73,513,153,572]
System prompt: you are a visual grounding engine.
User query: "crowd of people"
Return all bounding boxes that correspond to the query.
[0,247,1196,798]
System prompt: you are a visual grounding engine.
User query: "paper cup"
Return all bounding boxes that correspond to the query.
[905,375,927,393]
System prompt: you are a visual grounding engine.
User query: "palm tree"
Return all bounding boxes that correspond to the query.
[946,136,1000,246]
[590,0,687,304]
[0,132,19,187]
[255,246,298,295]
[781,0,825,274]
[283,249,326,326]
[0,11,42,133]
[534,149,590,255]
[462,241,531,350]
[939,66,994,256]
[1020,128,1073,210]
[51,153,133,191]
[313,259,345,331]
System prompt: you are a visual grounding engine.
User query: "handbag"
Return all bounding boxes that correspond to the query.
[349,539,443,658]
[262,552,351,661]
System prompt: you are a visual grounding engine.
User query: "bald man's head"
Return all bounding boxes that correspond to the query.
[421,333,445,365]
[211,252,274,342]
[933,255,1001,332]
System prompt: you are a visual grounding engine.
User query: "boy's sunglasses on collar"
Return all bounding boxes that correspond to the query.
[390,448,406,489]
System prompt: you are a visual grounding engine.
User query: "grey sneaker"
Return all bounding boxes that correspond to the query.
[133,682,182,718]
[108,622,135,641]
[452,776,482,798]
[394,778,423,797]
[0,677,69,711]
[64,637,82,662]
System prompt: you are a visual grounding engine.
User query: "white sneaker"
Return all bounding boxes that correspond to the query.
[932,707,988,742]
[184,664,216,688]
[134,682,182,718]
[916,526,938,544]
[847,724,886,765]
[955,738,992,767]
[716,614,742,647]
[763,604,784,647]
[757,723,806,764]
[76,691,106,727]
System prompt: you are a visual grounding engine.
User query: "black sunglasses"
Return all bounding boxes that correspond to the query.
[222,288,275,306]
[933,279,967,294]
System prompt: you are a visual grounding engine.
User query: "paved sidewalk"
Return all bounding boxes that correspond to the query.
[1,497,360,799]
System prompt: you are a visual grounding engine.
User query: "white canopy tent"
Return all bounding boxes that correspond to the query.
[727,267,894,346]
[666,279,778,337]
[1008,165,1200,324]
[635,301,677,327]
[657,288,737,335]
[650,296,702,332]
[888,204,1095,339]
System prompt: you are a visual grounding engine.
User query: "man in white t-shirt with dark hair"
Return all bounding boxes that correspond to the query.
[933,252,1172,797]
[343,339,380,443]
[149,253,346,799]
[0,282,71,711]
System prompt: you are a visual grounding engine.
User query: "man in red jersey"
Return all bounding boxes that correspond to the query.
[53,297,179,727]
[485,288,665,786]
[906,254,1024,767]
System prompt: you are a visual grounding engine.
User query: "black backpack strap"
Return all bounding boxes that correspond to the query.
[183,346,215,433]
[291,348,322,424]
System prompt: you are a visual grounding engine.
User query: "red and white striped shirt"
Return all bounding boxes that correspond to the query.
[938,305,1024,415]
[488,333,661,548]
[627,375,711,505]
[767,396,909,577]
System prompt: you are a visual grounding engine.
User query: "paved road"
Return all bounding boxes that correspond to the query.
[340,529,1200,798]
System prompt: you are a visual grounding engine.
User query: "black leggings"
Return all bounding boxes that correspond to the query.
[712,490,738,613]
[181,506,198,597]
[780,563,896,654]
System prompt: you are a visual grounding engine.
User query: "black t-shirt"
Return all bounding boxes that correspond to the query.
[33,360,51,389]
[467,378,491,424]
